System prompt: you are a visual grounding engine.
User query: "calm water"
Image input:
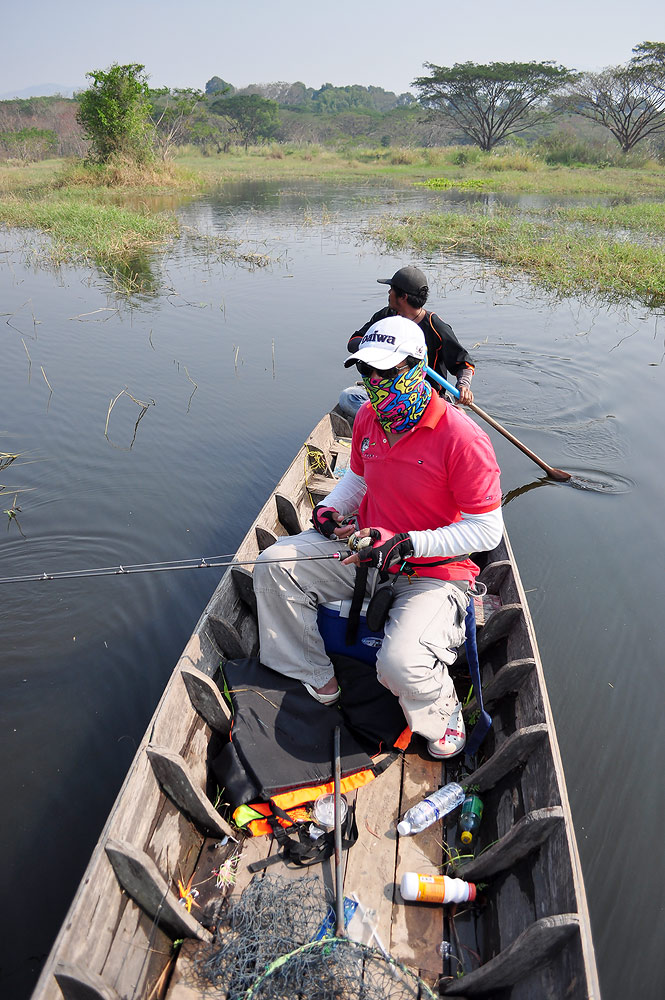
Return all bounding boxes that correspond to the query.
[1,181,664,999]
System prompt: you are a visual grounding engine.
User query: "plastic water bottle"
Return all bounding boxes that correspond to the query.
[458,794,484,846]
[400,872,476,904]
[396,782,465,836]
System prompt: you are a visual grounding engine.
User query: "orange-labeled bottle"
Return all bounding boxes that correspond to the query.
[399,872,476,904]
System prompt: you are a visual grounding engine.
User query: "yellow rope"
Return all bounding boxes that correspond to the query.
[304,444,331,507]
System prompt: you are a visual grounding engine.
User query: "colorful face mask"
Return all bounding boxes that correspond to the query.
[362,360,432,433]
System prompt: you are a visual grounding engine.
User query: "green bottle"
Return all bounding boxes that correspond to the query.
[459,794,483,846]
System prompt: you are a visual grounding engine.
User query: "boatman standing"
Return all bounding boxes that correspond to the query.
[253,316,502,759]
[338,264,475,422]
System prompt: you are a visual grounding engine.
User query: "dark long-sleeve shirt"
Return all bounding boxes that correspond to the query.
[347,308,474,388]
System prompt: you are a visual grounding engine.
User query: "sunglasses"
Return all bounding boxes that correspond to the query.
[356,360,410,380]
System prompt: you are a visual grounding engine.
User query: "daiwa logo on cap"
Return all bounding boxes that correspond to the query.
[344,314,427,369]
[360,331,396,347]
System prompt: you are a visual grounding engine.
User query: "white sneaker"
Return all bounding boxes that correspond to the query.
[303,682,340,705]
[427,703,466,759]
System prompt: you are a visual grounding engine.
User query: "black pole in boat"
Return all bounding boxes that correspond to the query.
[333,725,345,937]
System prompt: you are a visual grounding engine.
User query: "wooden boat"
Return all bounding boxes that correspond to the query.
[32,410,600,1000]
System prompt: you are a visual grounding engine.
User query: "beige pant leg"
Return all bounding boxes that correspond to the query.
[376,577,469,741]
[253,529,368,688]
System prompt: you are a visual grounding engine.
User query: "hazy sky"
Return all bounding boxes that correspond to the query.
[2,0,664,97]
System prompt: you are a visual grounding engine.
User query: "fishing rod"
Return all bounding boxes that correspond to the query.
[425,366,572,482]
[0,551,343,586]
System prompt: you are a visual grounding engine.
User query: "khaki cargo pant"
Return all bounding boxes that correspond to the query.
[253,529,469,742]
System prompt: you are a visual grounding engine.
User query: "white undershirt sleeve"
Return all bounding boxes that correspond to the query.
[409,507,504,559]
[322,468,367,516]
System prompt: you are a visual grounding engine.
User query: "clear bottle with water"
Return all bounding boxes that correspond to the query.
[397,782,465,836]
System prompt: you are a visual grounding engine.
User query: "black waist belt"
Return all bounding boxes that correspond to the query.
[345,562,369,645]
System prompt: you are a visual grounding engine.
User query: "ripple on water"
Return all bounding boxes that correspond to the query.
[560,414,629,464]
[564,470,634,494]
[501,468,634,505]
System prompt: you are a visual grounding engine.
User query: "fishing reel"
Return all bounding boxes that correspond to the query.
[347,529,379,553]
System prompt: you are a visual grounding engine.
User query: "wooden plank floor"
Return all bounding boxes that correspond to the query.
[164,743,447,998]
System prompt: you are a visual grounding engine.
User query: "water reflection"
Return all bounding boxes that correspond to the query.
[502,468,634,505]
[501,476,553,505]
[1,179,663,1000]
[100,251,161,297]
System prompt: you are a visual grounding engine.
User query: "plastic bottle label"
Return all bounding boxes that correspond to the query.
[461,794,483,819]
[414,875,447,903]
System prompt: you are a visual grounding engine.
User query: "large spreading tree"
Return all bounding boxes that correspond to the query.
[562,41,665,152]
[413,60,573,152]
[77,63,154,163]
[211,94,280,150]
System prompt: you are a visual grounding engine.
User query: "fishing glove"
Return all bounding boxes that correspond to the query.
[312,504,339,539]
[356,528,414,572]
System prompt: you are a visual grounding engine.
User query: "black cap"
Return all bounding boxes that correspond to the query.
[377,265,428,296]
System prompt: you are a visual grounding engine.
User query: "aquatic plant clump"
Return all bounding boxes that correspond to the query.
[194,875,437,1000]
[0,193,178,264]
[417,177,490,190]
[371,209,665,306]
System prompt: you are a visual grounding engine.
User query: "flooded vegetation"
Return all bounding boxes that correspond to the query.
[371,207,665,303]
[3,147,665,304]
[0,173,664,1000]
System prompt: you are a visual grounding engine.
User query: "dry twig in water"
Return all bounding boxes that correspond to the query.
[69,307,119,322]
[105,387,155,449]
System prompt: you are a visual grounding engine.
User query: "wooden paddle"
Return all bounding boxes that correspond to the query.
[425,366,571,482]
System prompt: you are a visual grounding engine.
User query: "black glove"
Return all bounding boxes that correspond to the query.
[356,528,414,571]
[312,504,339,539]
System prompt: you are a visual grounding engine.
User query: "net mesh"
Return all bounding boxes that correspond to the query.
[194,874,438,999]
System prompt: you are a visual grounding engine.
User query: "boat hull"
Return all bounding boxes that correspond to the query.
[33,411,599,1000]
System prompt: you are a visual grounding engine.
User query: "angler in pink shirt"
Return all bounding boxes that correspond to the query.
[254,316,502,759]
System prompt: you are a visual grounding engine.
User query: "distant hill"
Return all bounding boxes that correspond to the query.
[0,83,81,100]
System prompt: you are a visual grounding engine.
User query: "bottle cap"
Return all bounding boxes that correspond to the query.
[312,793,347,831]
[460,831,472,845]
[397,820,411,836]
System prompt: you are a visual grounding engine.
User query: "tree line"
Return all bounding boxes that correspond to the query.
[205,77,415,112]
[2,42,665,164]
[413,41,665,153]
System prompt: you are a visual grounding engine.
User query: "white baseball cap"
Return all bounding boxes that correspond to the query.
[344,316,426,369]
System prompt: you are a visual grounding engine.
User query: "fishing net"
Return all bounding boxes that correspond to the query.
[194,874,438,999]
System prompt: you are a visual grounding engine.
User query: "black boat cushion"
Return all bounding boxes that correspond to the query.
[212,655,407,810]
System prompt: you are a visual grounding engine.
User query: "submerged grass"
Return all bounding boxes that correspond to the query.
[0,158,203,274]
[371,210,665,305]
[550,201,665,234]
[0,192,179,264]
